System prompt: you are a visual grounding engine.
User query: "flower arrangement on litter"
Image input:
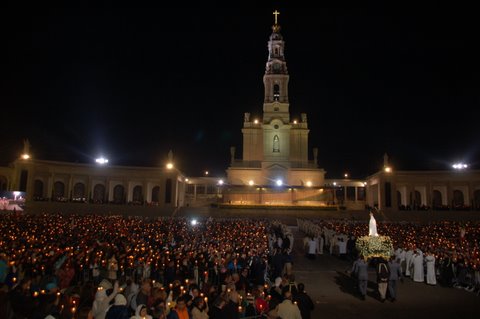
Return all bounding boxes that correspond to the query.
[356,235,394,260]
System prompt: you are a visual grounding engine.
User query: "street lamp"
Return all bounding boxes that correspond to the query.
[95,157,108,165]
[166,163,174,170]
[452,163,468,170]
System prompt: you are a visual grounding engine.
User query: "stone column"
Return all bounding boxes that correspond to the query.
[47,174,54,200]
[446,181,452,208]
[67,175,73,201]
[86,176,91,203]
[143,181,149,204]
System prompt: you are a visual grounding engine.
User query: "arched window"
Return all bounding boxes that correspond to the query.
[93,184,105,203]
[432,190,442,208]
[34,180,44,199]
[152,186,160,203]
[113,185,125,204]
[273,135,280,153]
[453,190,464,208]
[132,185,143,203]
[474,190,480,210]
[273,84,280,101]
[53,181,65,201]
[73,183,85,200]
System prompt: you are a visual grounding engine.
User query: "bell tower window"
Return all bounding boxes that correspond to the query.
[273,135,280,152]
[273,84,280,101]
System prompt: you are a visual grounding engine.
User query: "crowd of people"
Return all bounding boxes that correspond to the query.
[5,211,479,318]
[0,213,312,319]
[298,217,480,297]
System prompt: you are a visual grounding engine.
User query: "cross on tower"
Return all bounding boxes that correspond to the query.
[273,10,280,25]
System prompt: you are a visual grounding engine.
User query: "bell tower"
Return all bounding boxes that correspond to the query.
[228,9,324,191]
[263,10,290,124]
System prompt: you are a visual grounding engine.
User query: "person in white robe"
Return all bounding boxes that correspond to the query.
[338,237,347,258]
[411,249,424,283]
[316,231,324,255]
[287,233,294,252]
[425,252,437,285]
[404,247,414,277]
[307,237,317,260]
[395,247,406,274]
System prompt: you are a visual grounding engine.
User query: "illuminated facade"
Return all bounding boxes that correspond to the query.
[224,13,329,205]
[0,145,186,209]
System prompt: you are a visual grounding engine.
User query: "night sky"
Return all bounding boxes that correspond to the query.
[1,4,479,178]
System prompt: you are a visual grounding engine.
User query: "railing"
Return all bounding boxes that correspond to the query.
[229,160,318,169]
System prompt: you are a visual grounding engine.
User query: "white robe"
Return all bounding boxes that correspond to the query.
[338,240,347,255]
[308,239,317,255]
[425,255,436,285]
[405,250,414,276]
[319,235,324,254]
[411,252,424,282]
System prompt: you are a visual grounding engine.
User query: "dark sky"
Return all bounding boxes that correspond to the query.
[1,4,479,178]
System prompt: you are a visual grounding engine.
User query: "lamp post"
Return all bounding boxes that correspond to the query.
[332,182,337,205]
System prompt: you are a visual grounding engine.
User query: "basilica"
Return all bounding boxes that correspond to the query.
[1,11,479,213]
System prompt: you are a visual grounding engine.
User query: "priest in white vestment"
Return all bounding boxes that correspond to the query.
[411,249,425,282]
[405,247,414,277]
[425,252,437,285]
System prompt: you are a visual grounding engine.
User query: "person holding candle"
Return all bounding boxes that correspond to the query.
[277,290,301,319]
[166,295,191,319]
[191,296,208,319]
[132,304,153,319]
[293,283,314,319]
